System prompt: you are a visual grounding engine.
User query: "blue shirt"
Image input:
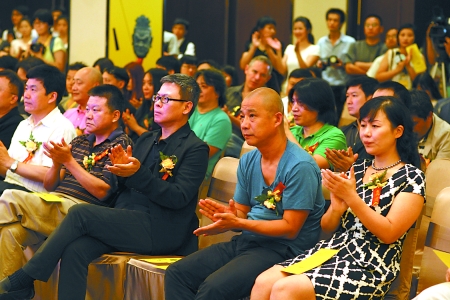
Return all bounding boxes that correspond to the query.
[317,33,355,86]
[234,140,325,253]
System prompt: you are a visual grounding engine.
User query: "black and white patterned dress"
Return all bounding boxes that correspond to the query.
[279,160,425,299]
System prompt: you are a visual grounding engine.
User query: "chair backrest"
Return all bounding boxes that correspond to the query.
[199,157,241,249]
[424,159,450,217]
[417,187,450,293]
[240,141,256,157]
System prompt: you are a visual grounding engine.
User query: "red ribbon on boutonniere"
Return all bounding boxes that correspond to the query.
[19,132,42,164]
[363,170,387,207]
[159,151,177,180]
[82,148,111,172]
[254,181,286,215]
[304,142,319,155]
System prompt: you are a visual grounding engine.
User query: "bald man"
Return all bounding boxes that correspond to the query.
[63,67,102,135]
[165,87,325,300]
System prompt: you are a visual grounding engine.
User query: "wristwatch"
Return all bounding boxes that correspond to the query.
[9,160,19,173]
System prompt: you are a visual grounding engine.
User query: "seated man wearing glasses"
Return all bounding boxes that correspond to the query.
[0,74,209,300]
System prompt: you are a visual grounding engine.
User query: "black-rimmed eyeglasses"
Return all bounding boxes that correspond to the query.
[152,94,190,104]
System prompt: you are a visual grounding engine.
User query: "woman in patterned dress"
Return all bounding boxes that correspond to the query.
[251,96,425,299]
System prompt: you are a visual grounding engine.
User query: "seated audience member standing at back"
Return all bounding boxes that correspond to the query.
[410,89,450,166]
[326,76,378,172]
[345,14,387,76]
[317,8,355,119]
[64,67,102,135]
[0,84,131,279]
[165,87,324,300]
[252,96,425,300]
[172,18,196,58]
[366,28,398,78]
[224,55,272,157]
[286,78,347,169]
[0,70,24,150]
[0,74,209,300]
[0,64,76,191]
[190,69,232,179]
[30,9,66,72]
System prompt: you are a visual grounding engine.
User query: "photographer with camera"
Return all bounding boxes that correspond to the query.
[29,9,66,72]
[317,8,355,119]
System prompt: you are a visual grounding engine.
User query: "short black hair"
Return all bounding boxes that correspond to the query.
[13,5,29,16]
[326,8,346,24]
[88,84,126,118]
[0,56,18,71]
[156,56,180,73]
[68,62,87,71]
[194,69,227,107]
[93,57,114,74]
[375,81,411,107]
[289,78,337,124]
[173,18,190,31]
[33,9,53,27]
[27,64,65,104]
[398,23,416,38]
[255,16,276,31]
[105,66,130,87]
[197,59,221,70]
[180,55,198,66]
[160,74,200,117]
[346,76,378,98]
[16,57,45,73]
[289,68,316,79]
[409,89,433,120]
[0,69,24,100]
[364,14,383,26]
[412,72,442,100]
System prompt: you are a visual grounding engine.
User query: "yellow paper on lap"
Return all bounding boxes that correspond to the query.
[433,249,450,268]
[406,44,427,73]
[33,192,65,202]
[140,257,182,264]
[282,249,338,275]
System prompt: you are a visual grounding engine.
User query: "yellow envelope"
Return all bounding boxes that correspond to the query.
[140,257,182,264]
[282,249,338,275]
[406,44,427,73]
[153,264,171,270]
[433,249,450,268]
[33,192,65,202]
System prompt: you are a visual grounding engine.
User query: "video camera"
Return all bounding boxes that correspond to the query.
[429,6,450,60]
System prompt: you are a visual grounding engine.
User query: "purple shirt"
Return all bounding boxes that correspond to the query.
[63,106,87,134]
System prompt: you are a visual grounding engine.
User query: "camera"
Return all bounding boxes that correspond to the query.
[319,55,339,70]
[30,43,46,53]
[429,6,449,59]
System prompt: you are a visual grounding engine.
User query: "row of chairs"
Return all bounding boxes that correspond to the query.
[29,155,450,299]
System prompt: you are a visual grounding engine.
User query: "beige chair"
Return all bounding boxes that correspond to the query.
[122,157,241,300]
[240,141,256,157]
[416,187,450,294]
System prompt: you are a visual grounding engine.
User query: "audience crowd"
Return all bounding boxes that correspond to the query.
[0,4,450,299]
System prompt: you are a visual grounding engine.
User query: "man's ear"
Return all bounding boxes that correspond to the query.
[47,91,58,104]
[118,80,125,89]
[112,110,121,123]
[183,101,193,116]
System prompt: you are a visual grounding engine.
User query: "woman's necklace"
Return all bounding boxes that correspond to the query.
[372,159,402,171]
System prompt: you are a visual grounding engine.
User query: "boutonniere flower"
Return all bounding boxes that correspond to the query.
[254,182,286,215]
[83,149,110,172]
[304,142,319,155]
[159,151,177,180]
[363,170,387,207]
[19,132,42,163]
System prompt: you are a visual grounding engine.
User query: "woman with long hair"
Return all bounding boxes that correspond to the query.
[122,68,168,142]
[9,18,32,59]
[376,24,425,89]
[252,97,425,299]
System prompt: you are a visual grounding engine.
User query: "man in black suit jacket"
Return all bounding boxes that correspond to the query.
[0,74,209,300]
[0,70,23,150]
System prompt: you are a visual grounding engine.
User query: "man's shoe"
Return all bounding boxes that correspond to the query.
[0,277,34,300]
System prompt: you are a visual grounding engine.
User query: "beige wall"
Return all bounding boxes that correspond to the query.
[292,0,347,44]
[69,0,108,66]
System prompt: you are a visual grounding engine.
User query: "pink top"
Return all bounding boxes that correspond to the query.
[63,106,87,133]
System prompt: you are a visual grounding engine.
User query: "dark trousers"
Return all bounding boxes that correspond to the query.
[22,204,155,300]
[0,180,29,194]
[165,235,294,300]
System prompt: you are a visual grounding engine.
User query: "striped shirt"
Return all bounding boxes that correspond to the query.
[54,129,131,206]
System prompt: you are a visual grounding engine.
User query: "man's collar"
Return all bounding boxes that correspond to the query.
[27,107,60,127]
[86,127,124,146]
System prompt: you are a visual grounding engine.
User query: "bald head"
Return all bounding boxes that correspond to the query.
[245,87,284,116]
[72,67,102,106]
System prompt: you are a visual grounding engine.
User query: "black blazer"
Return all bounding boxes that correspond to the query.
[115,122,209,255]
